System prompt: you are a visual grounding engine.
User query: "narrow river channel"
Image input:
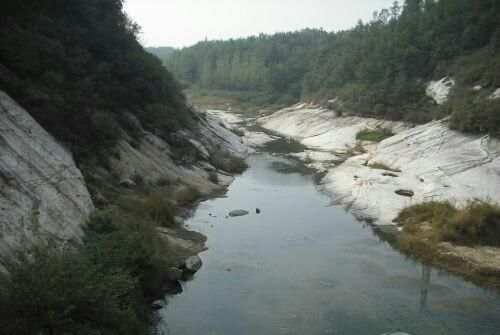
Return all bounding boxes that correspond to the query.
[161,154,500,335]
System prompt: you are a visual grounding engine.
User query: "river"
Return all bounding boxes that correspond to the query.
[160,153,500,335]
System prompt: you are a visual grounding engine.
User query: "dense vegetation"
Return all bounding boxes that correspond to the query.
[0,213,169,334]
[397,200,500,247]
[0,0,189,159]
[394,200,500,288]
[159,0,500,135]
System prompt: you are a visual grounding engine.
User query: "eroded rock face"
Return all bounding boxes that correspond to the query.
[260,103,500,226]
[0,90,94,256]
[426,77,455,105]
[260,103,409,151]
[323,120,500,225]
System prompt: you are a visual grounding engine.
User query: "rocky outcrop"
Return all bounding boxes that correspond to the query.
[0,90,94,256]
[260,104,500,226]
[109,107,248,196]
[426,77,455,105]
[260,103,409,151]
[0,90,249,261]
[323,120,500,224]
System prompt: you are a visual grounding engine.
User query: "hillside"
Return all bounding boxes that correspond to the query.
[166,0,500,136]
[0,1,248,333]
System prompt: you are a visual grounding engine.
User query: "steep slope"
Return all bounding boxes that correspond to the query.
[0,91,94,255]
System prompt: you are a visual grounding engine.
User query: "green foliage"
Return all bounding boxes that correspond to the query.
[210,151,248,174]
[449,91,500,137]
[141,191,176,226]
[0,211,172,335]
[0,0,189,159]
[356,128,394,142]
[396,200,500,247]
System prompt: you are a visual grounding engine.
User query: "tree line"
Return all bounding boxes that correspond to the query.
[159,0,499,135]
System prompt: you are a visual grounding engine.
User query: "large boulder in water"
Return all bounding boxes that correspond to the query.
[184,255,203,273]
[229,209,249,217]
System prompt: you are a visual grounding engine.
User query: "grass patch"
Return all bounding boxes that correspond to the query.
[347,144,367,155]
[356,128,394,142]
[392,200,500,288]
[396,200,500,247]
[210,151,248,174]
[368,162,401,172]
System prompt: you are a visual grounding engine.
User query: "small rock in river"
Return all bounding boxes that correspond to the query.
[229,209,249,217]
[395,189,414,197]
[256,208,261,214]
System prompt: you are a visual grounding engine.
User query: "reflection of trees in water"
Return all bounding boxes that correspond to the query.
[420,264,432,312]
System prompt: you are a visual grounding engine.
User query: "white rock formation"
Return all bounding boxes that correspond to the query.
[110,108,248,195]
[489,88,500,100]
[206,110,249,129]
[0,91,94,255]
[260,103,408,151]
[426,77,455,105]
[260,104,500,226]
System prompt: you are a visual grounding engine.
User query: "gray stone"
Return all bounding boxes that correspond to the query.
[166,267,183,281]
[151,300,165,310]
[173,216,184,225]
[184,255,203,273]
[229,209,249,217]
[395,189,414,197]
[119,178,137,189]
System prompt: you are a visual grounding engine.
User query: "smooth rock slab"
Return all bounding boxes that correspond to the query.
[229,209,250,217]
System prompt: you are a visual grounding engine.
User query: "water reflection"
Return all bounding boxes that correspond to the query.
[420,265,432,312]
[162,155,500,335]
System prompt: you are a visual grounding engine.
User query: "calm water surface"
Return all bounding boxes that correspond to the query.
[161,154,500,335]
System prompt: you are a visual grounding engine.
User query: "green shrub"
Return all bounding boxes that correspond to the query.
[449,92,500,138]
[0,246,148,335]
[210,151,248,174]
[356,128,394,142]
[396,200,500,247]
[175,186,202,206]
[441,200,500,247]
[142,191,175,226]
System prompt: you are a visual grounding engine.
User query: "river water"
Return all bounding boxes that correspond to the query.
[161,154,500,335]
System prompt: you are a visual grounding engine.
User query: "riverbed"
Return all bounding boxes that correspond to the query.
[161,154,500,335]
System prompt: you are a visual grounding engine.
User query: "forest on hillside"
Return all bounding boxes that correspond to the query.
[158,0,500,136]
[0,0,189,160]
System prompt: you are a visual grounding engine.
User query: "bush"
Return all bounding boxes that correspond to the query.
[396,200,500,247]
[356,128,394,142]
[0,212,172,334]
[142,191,175,226]
[210,151,248,174]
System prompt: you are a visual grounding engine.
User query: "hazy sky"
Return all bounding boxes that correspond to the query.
[124,0,396,48]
